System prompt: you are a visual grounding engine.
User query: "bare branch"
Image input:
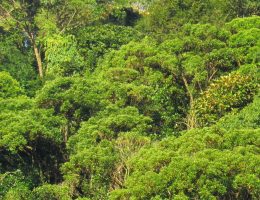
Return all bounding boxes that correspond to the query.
[59,9,77,34]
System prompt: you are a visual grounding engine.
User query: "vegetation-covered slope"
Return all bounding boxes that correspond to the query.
[0,0,259,199]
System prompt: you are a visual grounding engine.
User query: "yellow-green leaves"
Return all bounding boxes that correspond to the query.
[194,73,257,127]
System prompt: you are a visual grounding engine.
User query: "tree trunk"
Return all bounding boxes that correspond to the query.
[33,42,43,78]
[182,74,197,129]
[28,32,43,78]
[182,74,194,108]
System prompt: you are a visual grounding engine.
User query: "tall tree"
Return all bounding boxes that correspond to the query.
[0,0,44,77]
[0,0,104,78]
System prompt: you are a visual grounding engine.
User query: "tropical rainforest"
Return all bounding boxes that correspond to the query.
[0,0,259,199]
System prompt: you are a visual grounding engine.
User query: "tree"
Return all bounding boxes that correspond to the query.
[110,98,260,199]
[193,73,257,127]
[0,0,105,77]
[0,71,23,98]
[75,24,142,70]
[137,0,260,34]
[0,170,31,200]
[0,2,259,199]
[0,0,45,77]
[0,75,66,185]
[62,106,151,199]
[0,29,38,94]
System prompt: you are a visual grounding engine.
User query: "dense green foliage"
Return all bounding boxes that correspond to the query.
[0,1,259,199]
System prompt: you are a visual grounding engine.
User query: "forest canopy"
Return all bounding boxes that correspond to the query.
[0,0,259,199]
